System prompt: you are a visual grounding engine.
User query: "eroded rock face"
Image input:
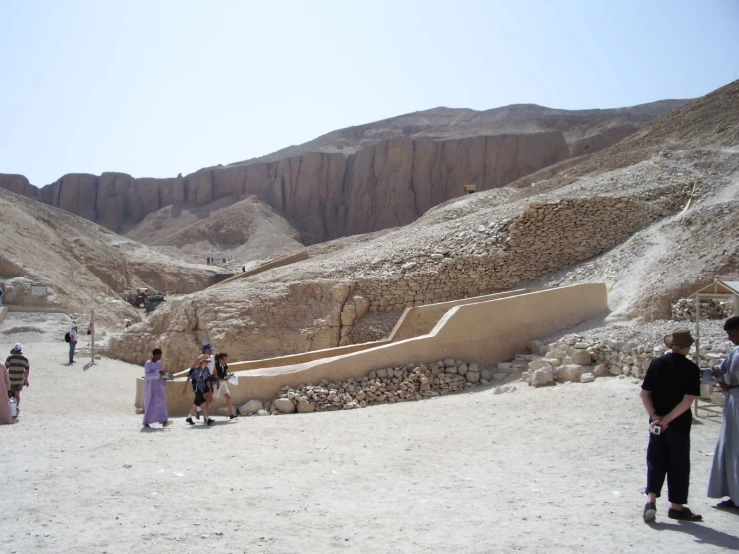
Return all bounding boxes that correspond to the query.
[0,132,571,244]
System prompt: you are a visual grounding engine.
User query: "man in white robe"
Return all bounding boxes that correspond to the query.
[707,316,739,509]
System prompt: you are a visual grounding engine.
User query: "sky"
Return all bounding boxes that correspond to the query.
[1,0,738,186]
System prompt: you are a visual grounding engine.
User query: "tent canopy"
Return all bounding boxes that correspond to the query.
[689,278,739,301]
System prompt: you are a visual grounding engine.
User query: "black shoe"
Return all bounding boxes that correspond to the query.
[643,502,657,523]
[195,411,201,420]
[185,417,194,425]
[668,507,702,521]
[229,414,237,420]
[206,418,215,426]
[143,424,151,428]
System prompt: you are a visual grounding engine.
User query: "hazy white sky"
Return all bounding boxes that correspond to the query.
[1,0,737,185]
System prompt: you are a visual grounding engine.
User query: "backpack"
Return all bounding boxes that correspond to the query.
[64,332,71,343]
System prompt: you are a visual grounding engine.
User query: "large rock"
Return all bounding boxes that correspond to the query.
[530,367,554,387]
[570,350,593,365]
[239,399,263,416]
[274,398,296,414]
[297,399,316,413]
[555,364,589,383]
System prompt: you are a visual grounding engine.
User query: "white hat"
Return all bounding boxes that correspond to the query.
[12,343,22,352]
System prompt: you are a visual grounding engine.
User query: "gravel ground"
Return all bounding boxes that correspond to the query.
[1,313,738,554]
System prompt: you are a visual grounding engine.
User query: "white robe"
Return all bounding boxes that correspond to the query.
[707,345,739,502]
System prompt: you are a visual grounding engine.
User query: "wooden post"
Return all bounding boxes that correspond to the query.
[90,308,95,366]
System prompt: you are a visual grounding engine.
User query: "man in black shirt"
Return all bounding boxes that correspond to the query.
[640,329,702,523]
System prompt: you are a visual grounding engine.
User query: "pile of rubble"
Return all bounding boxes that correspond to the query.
[671,298,734,321]
[235,359,519,416]
[523,328,733,404]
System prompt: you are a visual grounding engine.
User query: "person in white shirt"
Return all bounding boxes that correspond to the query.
[68,324,78,364]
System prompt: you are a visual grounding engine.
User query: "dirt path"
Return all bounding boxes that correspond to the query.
[1,314,738,553]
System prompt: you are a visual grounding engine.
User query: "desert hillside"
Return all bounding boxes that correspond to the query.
[0,187,220,326]
[108,82,738,372]
[125,195,303,264]
[0,99,688,249]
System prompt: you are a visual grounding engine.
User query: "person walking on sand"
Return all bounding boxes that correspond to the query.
[68,324,78,364]
[6,343,29,415]
[214,352,237,420]
[142,348,173,428]
[640,329,703,523]
[706,316,739,510]
[192,343,215,419]
[0,361,14,424]
[182,355,217,426]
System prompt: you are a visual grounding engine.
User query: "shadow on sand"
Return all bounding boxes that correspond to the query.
[650,521,739,550]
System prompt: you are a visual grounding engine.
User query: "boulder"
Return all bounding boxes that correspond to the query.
[274,398,296,414]
[593,364,608,377]
[530,367,554,387]
[555,364,588,383]
[465,371,480,383]
[480,367,494,381]
[570,351,592,365]
[457,363,469,376]
[239,399,263,416]
[580,372,595,383]
[297,400,316,413]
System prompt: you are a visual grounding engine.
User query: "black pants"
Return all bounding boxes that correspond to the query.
[645,427,691,504]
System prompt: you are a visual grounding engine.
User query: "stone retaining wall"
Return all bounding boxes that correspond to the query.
[357,197,666,312]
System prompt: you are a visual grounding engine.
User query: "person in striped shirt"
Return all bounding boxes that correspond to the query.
[6,343,29,414]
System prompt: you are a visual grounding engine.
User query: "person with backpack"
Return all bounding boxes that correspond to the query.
[214,352,237,420]
[182,355,217,426]
[65,324,78,364]
[192,343,215,419]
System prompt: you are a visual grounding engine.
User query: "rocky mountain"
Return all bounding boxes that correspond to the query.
[0,99,688,247]
[0,187,220,326]
[124,195,303,263]
[107,82,738,371]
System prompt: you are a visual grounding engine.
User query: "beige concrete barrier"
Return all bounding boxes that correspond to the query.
[388,287,546,342]
[138,283,607,417]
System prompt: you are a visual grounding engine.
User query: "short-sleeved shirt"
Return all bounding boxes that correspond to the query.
[6,354,29,387]
[641,352,700,433]
[69,329,78,343]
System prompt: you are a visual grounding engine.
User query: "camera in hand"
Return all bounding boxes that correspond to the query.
[649,422,662,436]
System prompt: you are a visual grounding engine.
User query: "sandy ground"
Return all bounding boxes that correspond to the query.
[1,313,738,554]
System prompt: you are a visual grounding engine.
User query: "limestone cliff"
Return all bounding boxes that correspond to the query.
[2,132,570,244]
[1,99,688,244]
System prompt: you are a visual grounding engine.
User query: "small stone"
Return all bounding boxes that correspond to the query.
[530,367,554,387]
[457,363,469,376]
[580,373,595,383]
[465,371,480,383]
[256,409,269,416]
[297,400,315,413]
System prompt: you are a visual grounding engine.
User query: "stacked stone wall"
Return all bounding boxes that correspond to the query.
[358,196,668,312]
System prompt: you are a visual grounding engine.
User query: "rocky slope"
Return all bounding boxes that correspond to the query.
[0,100,688,246]
[0,187,220,326]
[125,195,303,263]
[106,82,737,371]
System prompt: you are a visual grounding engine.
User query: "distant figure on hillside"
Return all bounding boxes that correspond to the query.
[182,355,217,426]
[6,343,29,415]
[142,348,172,428]
[0,284,4,307]
[0,361,13,424]
[242,265,246,273]
[706,316,739,509]
[68,324,78,364]
[640,330,702,523]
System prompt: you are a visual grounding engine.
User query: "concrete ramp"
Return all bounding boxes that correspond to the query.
[138,283,607,416]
